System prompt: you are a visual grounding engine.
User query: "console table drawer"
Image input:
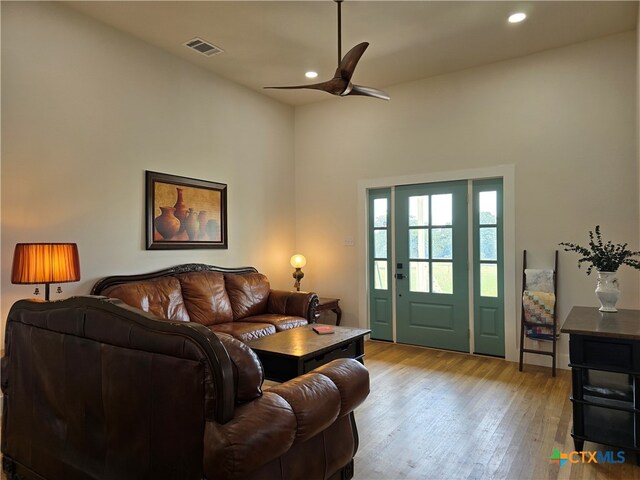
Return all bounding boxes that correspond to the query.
[570,335,640,371]
[583,404,636,449]
[304,340,358,373]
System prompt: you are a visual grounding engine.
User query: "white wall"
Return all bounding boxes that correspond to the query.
[1,2,297,339]
[1,3,638,370]
[295,32,639,365]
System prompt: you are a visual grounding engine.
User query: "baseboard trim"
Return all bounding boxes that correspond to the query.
[519,352,570,370]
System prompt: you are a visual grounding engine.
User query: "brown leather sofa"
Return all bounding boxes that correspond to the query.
[90,264,319,342]
[2,296,370,480]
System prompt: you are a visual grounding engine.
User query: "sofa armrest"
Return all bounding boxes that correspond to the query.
[213,332,264,403]
[203,358,369,479]
[267,289,320,322]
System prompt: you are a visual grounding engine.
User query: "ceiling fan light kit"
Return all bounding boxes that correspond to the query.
[265,0,389,101]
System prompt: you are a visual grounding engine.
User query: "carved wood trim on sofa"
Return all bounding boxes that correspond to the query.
[91,263,258,295]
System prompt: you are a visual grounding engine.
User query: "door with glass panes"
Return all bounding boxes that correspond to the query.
[395,181,469,352]
[368,188,393,341]
[473,179,504,356]
[367,179,504,356]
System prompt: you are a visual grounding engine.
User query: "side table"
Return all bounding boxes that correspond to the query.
[561,306,640,460]
[317,297,342,326]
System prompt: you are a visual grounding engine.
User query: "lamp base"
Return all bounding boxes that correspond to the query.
[32,284,51,301]
[292,268,304,292]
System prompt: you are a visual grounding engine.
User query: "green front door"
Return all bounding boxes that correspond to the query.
[394,181,469,352]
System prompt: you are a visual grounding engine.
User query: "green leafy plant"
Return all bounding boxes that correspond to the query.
[559,226,640,275]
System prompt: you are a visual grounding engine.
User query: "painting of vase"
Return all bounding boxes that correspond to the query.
[146,171,227,250]
[154,207,181,240]
[184,208,199,240]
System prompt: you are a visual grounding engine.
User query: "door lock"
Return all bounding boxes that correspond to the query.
[395,273,405,280]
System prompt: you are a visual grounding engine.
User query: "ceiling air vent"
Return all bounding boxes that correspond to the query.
[184,37,224,57]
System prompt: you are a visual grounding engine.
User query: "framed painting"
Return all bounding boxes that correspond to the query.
[146,171,227,250]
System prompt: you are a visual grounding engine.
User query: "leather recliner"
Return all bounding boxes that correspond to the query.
[1,296,369,480]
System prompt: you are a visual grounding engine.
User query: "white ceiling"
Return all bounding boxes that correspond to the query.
[64,1,638,106]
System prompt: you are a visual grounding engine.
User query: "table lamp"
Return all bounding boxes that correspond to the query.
[11,243,81,301]
[290,254,306,291]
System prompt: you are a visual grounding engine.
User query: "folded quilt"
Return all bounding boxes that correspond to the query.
[523,290,555,324]
[525,325,558,341]
[524,269,554,293]
[523,289,558,340]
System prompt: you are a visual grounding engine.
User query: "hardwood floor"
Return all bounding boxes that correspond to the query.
[354,340,640,480]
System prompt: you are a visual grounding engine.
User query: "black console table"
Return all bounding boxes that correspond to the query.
[561,306,640,456]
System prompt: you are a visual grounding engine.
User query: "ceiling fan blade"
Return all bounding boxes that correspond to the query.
[265,78,348,96]
[336,42,369,82]
[348,84,390,101]
[264,1,387,101]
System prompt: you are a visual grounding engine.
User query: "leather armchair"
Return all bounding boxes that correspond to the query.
[1,296,369,480]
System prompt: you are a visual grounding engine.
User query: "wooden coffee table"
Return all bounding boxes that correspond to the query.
[246,325,370,382]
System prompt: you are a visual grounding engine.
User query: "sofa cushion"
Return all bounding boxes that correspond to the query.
[101,277,190,322]
[239,314,307,332]
[224,273,270,320]
[213,332,264,403]
[177,272,234,326]
[209,322,276,343]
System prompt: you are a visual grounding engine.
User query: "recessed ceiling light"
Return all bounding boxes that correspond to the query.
[305,71,318,79]
[508,12,527,23]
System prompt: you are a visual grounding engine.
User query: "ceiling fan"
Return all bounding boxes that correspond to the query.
[265,0,390,101]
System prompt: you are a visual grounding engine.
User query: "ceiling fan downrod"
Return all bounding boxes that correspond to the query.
[336,0,343,64]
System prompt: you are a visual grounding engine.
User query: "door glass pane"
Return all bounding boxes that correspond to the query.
[432,262,453,294]
[409,261,430,292]
[409,195,429,227]
[480,263,498,297]
[431,194,452,226]
[479,191,497,225]
[374,198,388,228]
[374,260,388,290]
[432,228,453,260]
[374,230,387,258]
[409,228,429,259]
[479,227,497,261]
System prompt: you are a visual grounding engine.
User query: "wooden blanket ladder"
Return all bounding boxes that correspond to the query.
[518,250,558,377]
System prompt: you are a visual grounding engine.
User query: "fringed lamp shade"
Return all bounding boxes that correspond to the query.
[12,243,81,300]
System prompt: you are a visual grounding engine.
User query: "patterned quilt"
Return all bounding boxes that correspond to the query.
[523,290,557,341]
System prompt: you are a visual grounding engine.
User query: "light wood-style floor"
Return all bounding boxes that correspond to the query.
[354,340,640,480]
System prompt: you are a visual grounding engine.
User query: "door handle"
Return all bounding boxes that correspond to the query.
[395,273,405,280]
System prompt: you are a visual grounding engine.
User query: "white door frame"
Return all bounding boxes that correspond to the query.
[357,165,517,362]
